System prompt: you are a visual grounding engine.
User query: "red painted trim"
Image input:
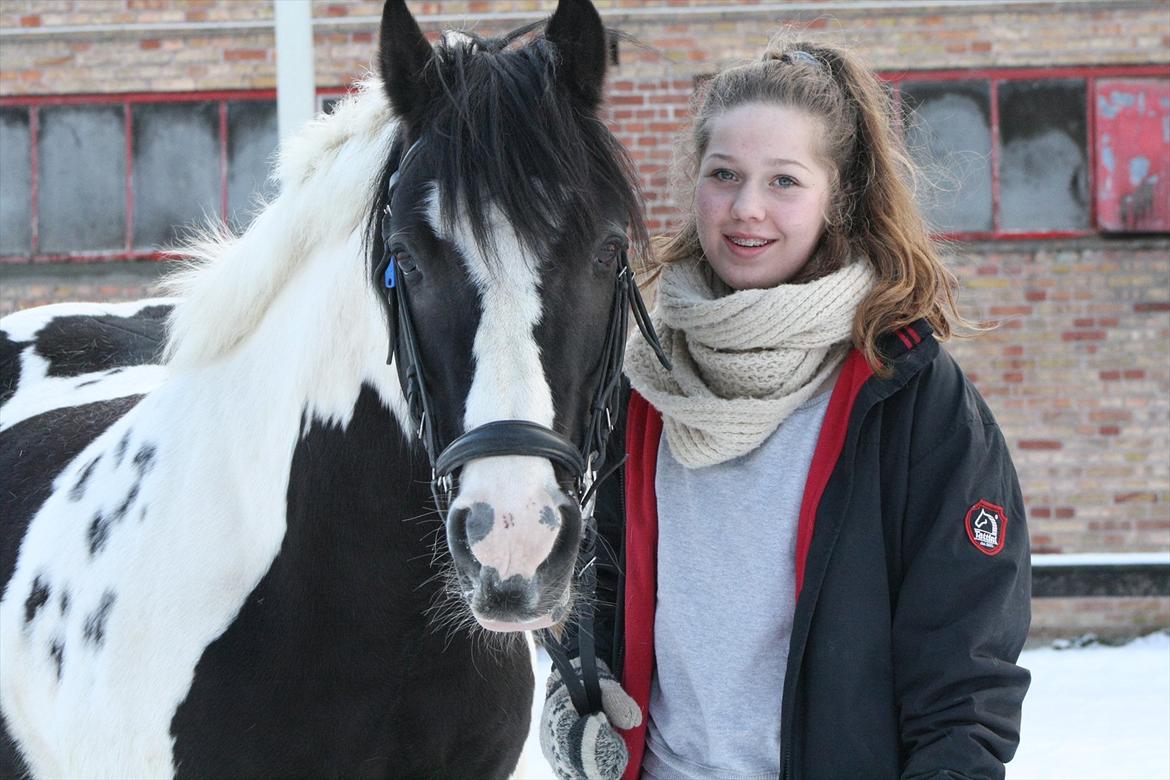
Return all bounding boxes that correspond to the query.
[219,101,230,218]
[0,85,349,109]
[620,390,663,780]
[0,89,277,108]
[990,78,1002,234]
[29,106,40,256]
[0,250,169,265]
[1086,75,1098,231]
[939,229,1096,241]
[880,64,1168,83]
[794,349,875,596]
[124,101,134,254]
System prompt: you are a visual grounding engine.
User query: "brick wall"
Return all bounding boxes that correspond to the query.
[3,1,1169,96]
[950,241,1170,554]
[2,0,1168,638]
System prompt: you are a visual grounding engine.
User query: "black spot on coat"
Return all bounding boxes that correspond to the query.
[115,432,130,467]
[83,591,115,647]
[133,444,156,476]
[23,576,50,625]
[49,640,64,679]
[88,512,110,556]
[70,456,101,501]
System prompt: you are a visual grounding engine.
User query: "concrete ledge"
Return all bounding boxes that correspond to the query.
[1032,553,1170,598]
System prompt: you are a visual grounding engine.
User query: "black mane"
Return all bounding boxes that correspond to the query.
[368,25,646,270]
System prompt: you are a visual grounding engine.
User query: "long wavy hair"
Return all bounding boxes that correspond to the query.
[650,37,969,371]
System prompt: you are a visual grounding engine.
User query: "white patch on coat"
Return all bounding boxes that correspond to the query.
[1,355,166,432]
[425,193,563,582]
[0,80,409,779]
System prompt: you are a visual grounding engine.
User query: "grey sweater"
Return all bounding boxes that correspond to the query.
[643,390,831,780]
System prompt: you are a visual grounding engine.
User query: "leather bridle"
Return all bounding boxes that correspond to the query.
[374,138,670,511]
[373,137,670,717]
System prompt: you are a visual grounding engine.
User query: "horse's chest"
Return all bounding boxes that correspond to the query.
[170,599,533,778]
[166,401,534,777]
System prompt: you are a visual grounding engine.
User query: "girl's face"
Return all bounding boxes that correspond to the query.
[695,102,833,290]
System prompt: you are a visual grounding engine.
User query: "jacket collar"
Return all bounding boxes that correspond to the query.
[864,319,940,405]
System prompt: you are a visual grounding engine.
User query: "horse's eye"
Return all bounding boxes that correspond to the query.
[594,240,622,267]
[394,251,417,273]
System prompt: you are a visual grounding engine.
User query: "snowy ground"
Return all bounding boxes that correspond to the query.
[515,631,1170,779]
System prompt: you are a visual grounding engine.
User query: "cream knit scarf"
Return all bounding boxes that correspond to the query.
[625,257,876,468]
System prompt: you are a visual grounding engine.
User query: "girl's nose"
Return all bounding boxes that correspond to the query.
[729,184,766,222]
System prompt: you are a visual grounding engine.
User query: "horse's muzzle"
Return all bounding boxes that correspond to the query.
[447,498,582,632]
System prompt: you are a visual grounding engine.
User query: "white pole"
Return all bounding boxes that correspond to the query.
[274,0,316,142]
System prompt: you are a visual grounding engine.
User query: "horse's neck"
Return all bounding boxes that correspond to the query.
[155,233,409,517]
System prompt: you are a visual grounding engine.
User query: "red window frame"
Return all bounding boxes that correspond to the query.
[1,66,1165,264]
[882,63,1168,241]
[0,87,349,265]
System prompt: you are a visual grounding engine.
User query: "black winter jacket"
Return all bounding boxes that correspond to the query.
[584,321,1031,780]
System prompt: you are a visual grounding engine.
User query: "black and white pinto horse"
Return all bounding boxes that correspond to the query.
[0,0,657,775]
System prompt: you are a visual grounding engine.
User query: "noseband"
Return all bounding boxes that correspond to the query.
[374,138,670,511]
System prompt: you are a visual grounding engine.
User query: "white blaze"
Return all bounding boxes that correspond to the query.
[426,191,563,581]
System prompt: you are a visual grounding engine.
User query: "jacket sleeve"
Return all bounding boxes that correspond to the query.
[892,367,1032,780]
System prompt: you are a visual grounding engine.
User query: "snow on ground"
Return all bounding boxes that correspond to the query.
[515,631,1170,779]
[1010,631,1170,780]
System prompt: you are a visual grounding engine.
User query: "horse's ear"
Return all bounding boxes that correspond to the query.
[378,0,436,124]
[546,0,607,109]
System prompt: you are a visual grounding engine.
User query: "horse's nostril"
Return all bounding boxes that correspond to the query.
[479,568,532,615]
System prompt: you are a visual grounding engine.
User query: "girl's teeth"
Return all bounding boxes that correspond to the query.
[730,237,769,247]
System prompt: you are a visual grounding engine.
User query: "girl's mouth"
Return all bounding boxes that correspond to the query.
[723,234,776,255]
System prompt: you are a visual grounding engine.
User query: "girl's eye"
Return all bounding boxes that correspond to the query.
[773,175,798,188]
[713,169,736,182]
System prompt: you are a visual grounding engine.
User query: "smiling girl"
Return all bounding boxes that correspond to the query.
[540,40,1031,780]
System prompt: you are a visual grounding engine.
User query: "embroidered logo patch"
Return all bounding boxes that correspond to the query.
[965,499,1007,556]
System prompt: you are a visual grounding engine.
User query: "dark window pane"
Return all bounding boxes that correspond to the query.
[999,79,1089,231]
[132,102,220,250]
[902,80,993,233]
[38,105,127,253]
[227,100,278,229]
[0,108,31,255]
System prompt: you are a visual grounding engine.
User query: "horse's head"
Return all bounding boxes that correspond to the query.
[370,0,664,632]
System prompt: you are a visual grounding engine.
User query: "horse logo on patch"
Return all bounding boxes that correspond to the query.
[964,499,1007,556]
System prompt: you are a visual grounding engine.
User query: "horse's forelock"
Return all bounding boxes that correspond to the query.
[376,28,645,269]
